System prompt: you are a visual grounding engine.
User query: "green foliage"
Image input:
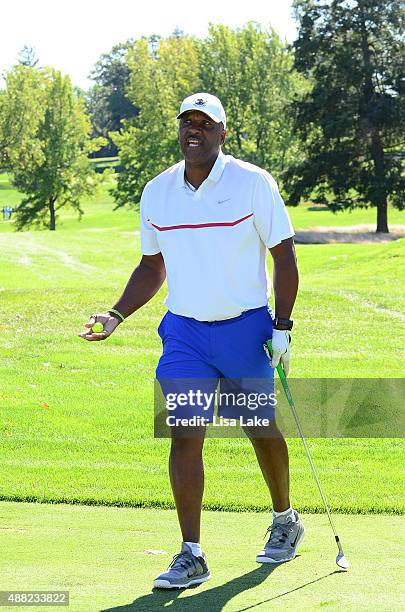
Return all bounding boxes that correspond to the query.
[86,41,138,157]
[111,25,306,208]
[112,35,201,207]
[199,23,308,180]
[0,66,45,169]
[286,0,405,232]
[0,65,105,230]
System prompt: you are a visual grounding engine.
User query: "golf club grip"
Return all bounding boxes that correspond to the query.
[265,339,287,380]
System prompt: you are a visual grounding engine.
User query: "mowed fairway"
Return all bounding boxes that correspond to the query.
[0,502,404,611]
[0,176,404,608]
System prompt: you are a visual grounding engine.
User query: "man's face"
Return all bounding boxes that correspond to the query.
[178,111,226,164]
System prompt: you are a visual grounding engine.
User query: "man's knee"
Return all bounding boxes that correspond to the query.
[244,421,284,444]
[170,427,205,453]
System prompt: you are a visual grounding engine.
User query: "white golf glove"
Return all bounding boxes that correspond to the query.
[268,329,291,376]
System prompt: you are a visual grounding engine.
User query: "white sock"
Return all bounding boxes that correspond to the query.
[184,541,203,557]
[272,507,297,523]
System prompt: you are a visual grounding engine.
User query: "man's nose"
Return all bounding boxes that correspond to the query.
[187,122,203,133]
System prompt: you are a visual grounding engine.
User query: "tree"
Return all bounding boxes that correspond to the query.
[0,65,105,230]
[199,22,307,182]
[110,25,305,207]
[286,0,405,232]
[0,66,45,172]
[112,34,200,207]
[87,42,139,157]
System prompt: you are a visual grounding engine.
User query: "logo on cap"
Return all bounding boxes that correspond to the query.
[194,98,207,106]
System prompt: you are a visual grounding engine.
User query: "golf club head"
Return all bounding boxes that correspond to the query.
[336,552,350,570]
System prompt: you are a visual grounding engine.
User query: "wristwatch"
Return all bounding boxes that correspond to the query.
[273,317,293,331]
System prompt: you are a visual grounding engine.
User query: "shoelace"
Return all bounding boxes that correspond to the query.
[264,522,294,547]
[168,551,196,571]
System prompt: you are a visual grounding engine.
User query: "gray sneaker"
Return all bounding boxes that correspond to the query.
[256,511,305,564]
[153,543,211,589]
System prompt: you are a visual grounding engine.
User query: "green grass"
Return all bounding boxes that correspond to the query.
[1,501,404,611]
[2,171,404,230]
[90,156,119,162]
[0,176,404,514]
[0,173,27,210]
[288,201,405,229]
[0,173,136,233]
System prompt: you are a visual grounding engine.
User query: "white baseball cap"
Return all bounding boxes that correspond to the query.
[177,92,226,129]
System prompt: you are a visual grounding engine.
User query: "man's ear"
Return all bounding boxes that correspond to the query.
[220,128,227,146]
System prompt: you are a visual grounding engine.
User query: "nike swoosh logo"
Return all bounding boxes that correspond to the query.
[290,531,300,547]
[217,198,231,204]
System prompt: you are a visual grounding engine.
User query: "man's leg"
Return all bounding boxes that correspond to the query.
[154,427,211,588]
[154,311,219,588]
[247,422,305,564]
[247,422,290,511]
[211,308,291,512]
[211,307,304,563]
[169,428,206,542]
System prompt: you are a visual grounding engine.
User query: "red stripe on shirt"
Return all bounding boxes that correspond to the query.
[150,213,253,231]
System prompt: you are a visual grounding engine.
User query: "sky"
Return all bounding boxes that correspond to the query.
[1,0,297,90]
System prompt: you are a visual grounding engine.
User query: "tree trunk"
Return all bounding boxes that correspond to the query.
[371,129,389,233]
[358,0,389,233]
[376,197,388,233]
[49,197,56,231]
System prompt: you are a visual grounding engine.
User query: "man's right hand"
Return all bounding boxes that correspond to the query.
[78,313,121,341]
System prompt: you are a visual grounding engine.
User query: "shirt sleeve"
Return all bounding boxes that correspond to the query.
[252,171,295,249]
[140,186,160,255]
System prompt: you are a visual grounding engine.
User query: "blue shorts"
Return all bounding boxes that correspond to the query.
[156,306,275,424]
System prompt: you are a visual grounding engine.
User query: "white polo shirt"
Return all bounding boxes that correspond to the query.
[140,152,294,321]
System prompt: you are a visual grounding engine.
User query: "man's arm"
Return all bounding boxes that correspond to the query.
[268,237,298,375]
[112,253,166,318]
[269,237,298,319]
[79,253,166,341]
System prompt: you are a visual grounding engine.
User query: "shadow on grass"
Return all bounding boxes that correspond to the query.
[101,565,344,611]
[236,570,346,611]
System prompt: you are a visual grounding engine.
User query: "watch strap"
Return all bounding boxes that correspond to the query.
[273,317,293,331]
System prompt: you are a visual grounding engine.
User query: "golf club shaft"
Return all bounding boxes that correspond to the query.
[266,340,345,557]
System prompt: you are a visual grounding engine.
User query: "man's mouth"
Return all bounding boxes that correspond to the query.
[186,137,202,148]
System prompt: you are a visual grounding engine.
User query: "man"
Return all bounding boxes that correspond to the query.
[80,92,304,589]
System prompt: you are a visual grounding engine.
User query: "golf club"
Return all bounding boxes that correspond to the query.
[264,339,350,570]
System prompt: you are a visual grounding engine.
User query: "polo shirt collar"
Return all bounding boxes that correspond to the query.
[208,150,226,183]
[176,150,226,190]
